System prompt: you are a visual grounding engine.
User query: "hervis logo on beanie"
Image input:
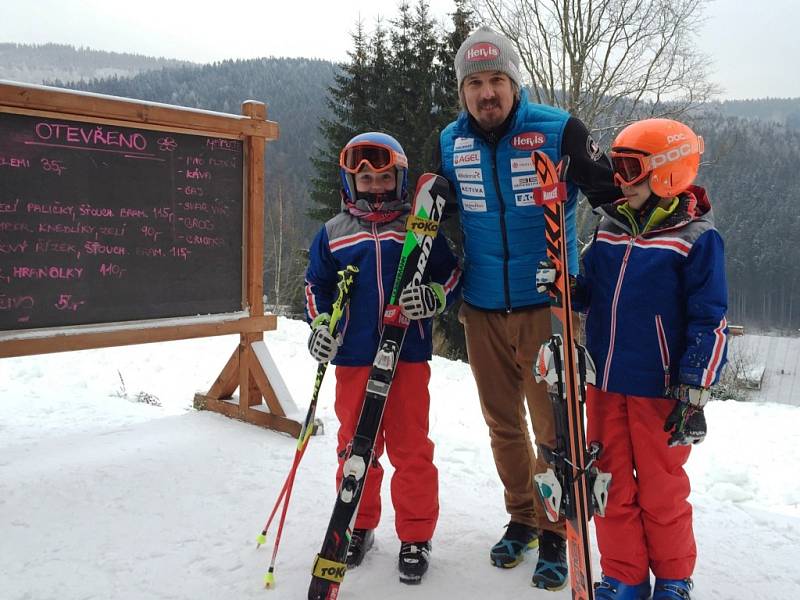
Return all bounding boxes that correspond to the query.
[455,26,521,88]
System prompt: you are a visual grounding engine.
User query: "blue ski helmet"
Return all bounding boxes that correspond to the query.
[339,132,409,202]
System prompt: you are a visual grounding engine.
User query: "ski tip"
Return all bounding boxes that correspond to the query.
[532,150,558,187]
[413,172,450,200]
[532,150,570,185]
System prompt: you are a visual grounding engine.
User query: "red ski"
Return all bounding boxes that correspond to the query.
[532,150,609,600]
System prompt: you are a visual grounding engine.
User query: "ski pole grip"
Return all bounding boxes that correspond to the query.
[329,265,358,333]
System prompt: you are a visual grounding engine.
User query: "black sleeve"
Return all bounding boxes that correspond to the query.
[561,117,620,208]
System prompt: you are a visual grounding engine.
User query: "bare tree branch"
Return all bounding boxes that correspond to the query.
[471,0,720,138]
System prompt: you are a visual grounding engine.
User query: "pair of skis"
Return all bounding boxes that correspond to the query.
[532,150,610,600]
[308,173,449,600]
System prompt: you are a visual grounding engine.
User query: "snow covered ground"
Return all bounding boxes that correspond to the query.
[2,317,799,600]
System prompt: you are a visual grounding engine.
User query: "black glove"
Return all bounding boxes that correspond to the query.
[664,385,711,447]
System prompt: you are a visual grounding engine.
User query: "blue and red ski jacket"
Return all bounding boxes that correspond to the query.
[574,185,729,398]
[304,208,462,366]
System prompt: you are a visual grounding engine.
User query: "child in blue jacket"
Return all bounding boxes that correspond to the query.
[538,118,728,600]
[304,132,461,585]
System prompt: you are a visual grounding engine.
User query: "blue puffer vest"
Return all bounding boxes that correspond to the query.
[440,90,578,310]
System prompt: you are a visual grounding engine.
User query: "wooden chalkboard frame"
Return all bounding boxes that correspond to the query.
[0,81,302,437]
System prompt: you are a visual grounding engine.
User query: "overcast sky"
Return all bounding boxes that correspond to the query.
[1,0,797,100]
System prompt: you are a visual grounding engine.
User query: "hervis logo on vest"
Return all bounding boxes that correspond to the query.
[511,131,546,150]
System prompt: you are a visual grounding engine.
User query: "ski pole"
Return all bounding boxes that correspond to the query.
[259,264,358,589]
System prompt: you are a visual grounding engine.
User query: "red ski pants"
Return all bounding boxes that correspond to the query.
[586,387,695,584]
[334,361,438,542]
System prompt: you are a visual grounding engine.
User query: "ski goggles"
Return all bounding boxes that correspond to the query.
[339,142,408,174]
[610,152,653,187]
[611,137,704,187]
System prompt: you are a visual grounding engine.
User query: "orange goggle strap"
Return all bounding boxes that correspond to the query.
[611,136,704,187]
[339,141,408,174]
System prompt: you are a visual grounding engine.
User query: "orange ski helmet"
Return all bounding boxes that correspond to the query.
[610,119,704,197]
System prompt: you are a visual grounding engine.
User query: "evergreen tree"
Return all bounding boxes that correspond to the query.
[430,0,477,360]
[368,20,393,127]
[309,22,372,222]
[407,0,444,179]
[306,0,480,358]
[308,0,472,221]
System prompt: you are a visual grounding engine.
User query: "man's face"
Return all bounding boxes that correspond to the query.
[462,71,515,131]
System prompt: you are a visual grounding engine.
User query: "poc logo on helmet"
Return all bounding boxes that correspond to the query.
[650,143,692,168]
[666,133,687,144]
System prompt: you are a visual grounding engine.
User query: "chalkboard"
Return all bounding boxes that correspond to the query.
[0,112,244,331]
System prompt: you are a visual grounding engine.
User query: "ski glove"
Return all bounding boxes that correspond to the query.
[399,282,446,320]
[535,259,557,294]
[664,385,711,447]
[535,259,577,296]
[307,313,340,363]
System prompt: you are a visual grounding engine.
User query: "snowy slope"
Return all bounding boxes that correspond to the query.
[1,317,799,600]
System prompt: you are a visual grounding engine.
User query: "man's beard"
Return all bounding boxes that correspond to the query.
[475,99,504,129]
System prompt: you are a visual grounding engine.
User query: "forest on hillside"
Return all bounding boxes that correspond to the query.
[4,39,799,335]
[712,98,800,129]
[0,43,191,85]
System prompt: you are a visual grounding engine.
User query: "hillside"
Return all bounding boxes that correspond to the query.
[63,57,338,233]
[0,43,192,84]
[712,97,800,129]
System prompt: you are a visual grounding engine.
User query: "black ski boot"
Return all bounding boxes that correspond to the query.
[490,521,539,568]
[531,530,568,590]
[398,540,431,584]
[346,528,374,568]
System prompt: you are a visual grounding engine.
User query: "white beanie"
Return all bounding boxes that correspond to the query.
[454,26,521,88]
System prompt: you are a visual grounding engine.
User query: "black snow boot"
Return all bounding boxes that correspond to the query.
[531,530,568,590]
[490,521,539,568]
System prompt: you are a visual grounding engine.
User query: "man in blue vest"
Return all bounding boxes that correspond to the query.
[439,26,619,591]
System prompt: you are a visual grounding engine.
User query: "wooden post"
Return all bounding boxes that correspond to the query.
[193,100,300,437]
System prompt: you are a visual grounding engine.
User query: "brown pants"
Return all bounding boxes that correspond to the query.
[459,302,565,535]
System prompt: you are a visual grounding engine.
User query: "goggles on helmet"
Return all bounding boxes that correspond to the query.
[610,152,652,187]
[339,141,408,174]
[611,135,704,188]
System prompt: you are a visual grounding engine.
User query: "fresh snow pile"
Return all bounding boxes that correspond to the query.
[1,317,799,599]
